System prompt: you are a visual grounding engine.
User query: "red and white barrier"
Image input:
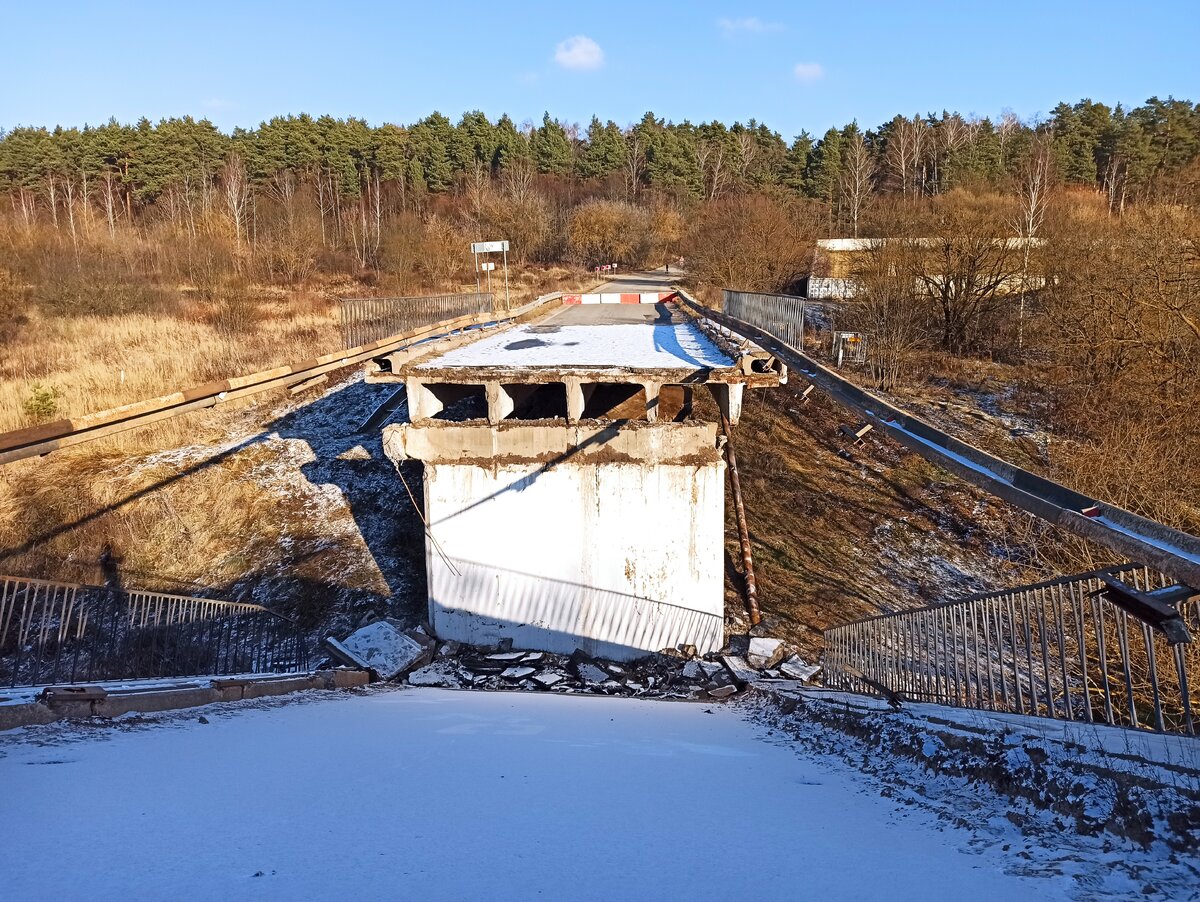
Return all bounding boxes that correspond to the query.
[562,292,675,306]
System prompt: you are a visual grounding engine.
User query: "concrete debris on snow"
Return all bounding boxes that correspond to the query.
[323,614,820,703]
[779,657,821,682]
[322,620,822,702]
[746,637,786,669]
[324,621,432,680]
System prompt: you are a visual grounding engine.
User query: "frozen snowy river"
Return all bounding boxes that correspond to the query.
[0,688,1096,900]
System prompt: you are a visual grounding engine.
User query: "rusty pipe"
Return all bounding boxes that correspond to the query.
[719,411,761,627]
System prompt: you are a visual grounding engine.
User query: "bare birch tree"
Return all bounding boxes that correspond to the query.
[839,133,876,238]
[623,132,646,200]
[1011,135,1054,351]
[222,150,251,257]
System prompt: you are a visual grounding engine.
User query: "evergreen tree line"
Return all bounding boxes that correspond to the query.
[2,97,1196,255]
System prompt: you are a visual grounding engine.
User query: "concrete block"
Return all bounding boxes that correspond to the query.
[486,381,514,423]
[564,378,585,423]
[642,382,660,423]
[405,378,444,422]
[721,655,759,685]
[326,622,427,680]
[747,637,786,670]
[779,657,821,682]
[711,383,745,425]
[319,668,371,689]
[243,676,321,699]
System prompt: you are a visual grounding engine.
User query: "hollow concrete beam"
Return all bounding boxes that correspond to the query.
[406,378,444,422]
[710,383,744,425]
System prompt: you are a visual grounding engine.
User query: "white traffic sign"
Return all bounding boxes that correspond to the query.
[471,240,509,254]
[481,262,495,271]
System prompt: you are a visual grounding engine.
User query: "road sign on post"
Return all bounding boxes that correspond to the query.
[471,240,511,310]
[471,240,509,254]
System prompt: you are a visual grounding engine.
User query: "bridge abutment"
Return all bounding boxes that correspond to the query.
[384,422,728,661]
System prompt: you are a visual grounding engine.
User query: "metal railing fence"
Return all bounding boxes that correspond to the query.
[340,293,496,349]
[0,575,309,688]
[722,289,839,357]
[824,565,1200,735]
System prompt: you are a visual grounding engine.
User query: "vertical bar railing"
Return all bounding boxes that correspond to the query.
[823,565,1199,736]
[339,292,496,349]
[0,575,308,688]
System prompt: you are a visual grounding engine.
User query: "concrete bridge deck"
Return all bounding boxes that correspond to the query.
[0,687,1125,901]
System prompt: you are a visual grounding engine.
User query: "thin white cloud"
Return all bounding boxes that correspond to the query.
[793,62,824,84]
[718,16,783,36]
[201,97,236,111]
[554,35,605,71]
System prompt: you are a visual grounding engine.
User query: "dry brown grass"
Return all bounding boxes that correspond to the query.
[707,381,1044,660]
[0,263,598,631]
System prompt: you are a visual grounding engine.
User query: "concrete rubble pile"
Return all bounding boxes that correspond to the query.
[326,622,821,700]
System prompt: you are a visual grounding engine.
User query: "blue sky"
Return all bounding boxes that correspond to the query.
[2,0,1196,138]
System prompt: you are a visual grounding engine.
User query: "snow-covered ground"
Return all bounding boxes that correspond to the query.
[0,686,1144,901]
[418,322,733,369]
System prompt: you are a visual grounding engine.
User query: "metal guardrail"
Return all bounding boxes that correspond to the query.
[722,289,839,356]
[340,293,495,349]
[824,565,1200,735]
[0,575,308,688]
[695,289,1200,588]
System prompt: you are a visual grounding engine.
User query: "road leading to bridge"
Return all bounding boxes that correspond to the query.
[0,688,1101,900]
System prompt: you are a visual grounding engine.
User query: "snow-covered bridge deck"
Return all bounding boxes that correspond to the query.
[0,687,1124,900]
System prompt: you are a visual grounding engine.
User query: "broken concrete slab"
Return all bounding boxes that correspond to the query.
[407,663,463,687]
[721,655,760,685]
[533,672,565,687]
[576,663,608,683]
[779,657,821,682]
[698,661,724,680]
[706,685,737,699]
[501,666,537,680]
[682,660,704,680]
[747,637,787,670]
[325,622,430,680]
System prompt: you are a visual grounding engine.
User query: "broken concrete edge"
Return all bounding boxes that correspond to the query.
[0,669,370,732]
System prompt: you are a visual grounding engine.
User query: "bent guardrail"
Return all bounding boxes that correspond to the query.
[824,565,1199,735]
[0,575,309,688]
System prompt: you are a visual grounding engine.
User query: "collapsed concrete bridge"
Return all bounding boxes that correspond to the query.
[370,272,784,661]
